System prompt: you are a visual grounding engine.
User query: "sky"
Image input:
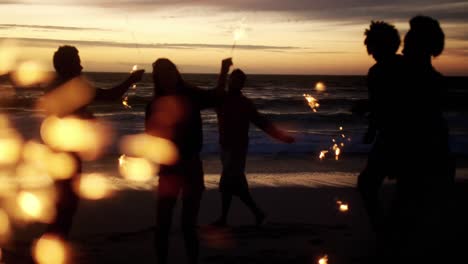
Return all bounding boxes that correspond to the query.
[0,0,466,75]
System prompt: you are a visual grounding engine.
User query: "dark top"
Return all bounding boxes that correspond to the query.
[367,54,406,140]
[145,86,220,159]
[216,91,281,150]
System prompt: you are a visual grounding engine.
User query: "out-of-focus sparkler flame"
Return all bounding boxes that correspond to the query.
[40,116,112,161]
[231,18,247,54]
[18,192,42,218]
[0,209,11,241]
[36,76,96,117]
[120,134,179,165]
[337,201,349,212]
[74,173,111,200]
[0,133,22,166]
[12,61,53,87]
[319,150,328,161]
[318,255,328,264]
[335,147,341,160]
[119,155,157,182]
[122,96,132,109]
[315,82,326,92]
[303,94,320,112]
[33,234,68,264]
[119,154,126,166]
[46,152,78,180]
[131,65,138,89]
[0,40,18,75]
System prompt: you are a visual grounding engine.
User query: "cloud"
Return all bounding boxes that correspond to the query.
[0,24,113,31]
[0,36,305,52]
[2,1,467,23]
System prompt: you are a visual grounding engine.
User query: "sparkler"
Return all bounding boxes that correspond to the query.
[231,18,247,55]
[319,150,328,161]
[131,65,138,89]
[335,147,341,160]
[121,64,136,109]
[303,94,320,112]
[318,255,328,264]
[122,96,132,109]
[337,201,349,212]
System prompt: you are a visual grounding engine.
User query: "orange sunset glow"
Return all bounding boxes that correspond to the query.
[0,0,466,75]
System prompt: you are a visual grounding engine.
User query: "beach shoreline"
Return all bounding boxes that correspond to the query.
[3,154,468,263]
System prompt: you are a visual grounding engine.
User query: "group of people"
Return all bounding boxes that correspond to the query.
[2,14,454,264]
[37,42,294,263]
[357,16,455,263]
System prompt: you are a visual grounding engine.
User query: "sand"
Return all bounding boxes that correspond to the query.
[2,154,468,263]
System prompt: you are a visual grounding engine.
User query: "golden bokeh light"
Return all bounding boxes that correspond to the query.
[120,134,178,166]
[11,61,53,87]
[33,234,68,264]
[17,191,42,219]
[46,152,78,180]
[318,255,328,264]
[40,116,112,160]
[74,173,111,200]
[0,134,23,165]
[16,191,56,223]
[0,174,17,198]
[119,155,158,182]
[36,76,96,117]
[0,209,11,241]
[0,40,18,75]
[16,163,54,189]
[315,82,326,92]
[339,204,349,212]
[337,201,349,213]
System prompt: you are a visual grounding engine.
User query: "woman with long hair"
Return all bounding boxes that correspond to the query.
[146,58,232,264]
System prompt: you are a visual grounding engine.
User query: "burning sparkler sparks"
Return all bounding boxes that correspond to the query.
[318,255,328,264]
[131,65,138,89]
[319,150,328,161]
[337,201,349,212]
[231,18,247,55]
[122,96,132,109]
[335,147,341,160]
[303,94,320,112]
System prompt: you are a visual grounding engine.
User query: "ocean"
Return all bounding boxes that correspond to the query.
[3,73,468,156]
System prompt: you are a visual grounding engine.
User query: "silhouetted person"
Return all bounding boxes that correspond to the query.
[146,58,231,264]
[212,69,294,227]
[387,16,455,263]
[357,21,404,233]
[44,45,143,239]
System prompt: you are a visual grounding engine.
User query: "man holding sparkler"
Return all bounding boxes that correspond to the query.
[42,45,144,239]
[212,69,295,227]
